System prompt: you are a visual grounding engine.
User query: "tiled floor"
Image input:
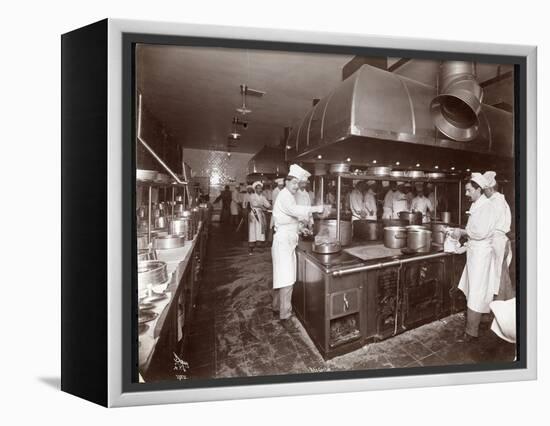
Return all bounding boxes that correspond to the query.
[183,223,516,380]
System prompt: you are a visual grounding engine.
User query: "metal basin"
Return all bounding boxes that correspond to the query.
[153,234,186,250]
[138,260,168,289]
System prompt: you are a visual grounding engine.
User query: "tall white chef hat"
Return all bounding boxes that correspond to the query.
[483,171,497,188]
[252,181,263,189]
[470,172,489,189]
[275,177,284,185]
[288,164,310,182]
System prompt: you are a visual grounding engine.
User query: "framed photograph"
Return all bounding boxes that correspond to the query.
[61,18,537,407]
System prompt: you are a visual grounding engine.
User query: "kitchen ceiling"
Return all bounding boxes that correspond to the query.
[136,44,353,154]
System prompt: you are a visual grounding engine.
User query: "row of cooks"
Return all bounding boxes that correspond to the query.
[215,179,441,227]
[262,165,514,344]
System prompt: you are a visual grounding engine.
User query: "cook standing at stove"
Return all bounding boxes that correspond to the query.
[247,181,271,255]
[452,173,498,341]
[349,181,365,221]
[483,171,514,300]
[363,181,378,220]
[295,169,314,229]
[391,182,409,219]
[411,184,434,223]
[271,164,325,321]
[382,181,394,219]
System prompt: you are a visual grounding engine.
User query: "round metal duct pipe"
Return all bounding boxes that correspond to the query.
[430,61,484,142]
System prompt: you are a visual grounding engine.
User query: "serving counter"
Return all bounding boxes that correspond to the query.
[139,215,210,381]
[293,241,467,359]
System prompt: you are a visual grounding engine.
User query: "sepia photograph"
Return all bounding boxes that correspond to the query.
[134,42,519,384]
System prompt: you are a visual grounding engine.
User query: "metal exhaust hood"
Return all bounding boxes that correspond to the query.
[247,145,288,177]
[285,64,513,171]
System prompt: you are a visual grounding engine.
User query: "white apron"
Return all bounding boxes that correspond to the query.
[248,208,266,242]
[492,231,513,295]
[458,239,497,313]
[272,224,299,289]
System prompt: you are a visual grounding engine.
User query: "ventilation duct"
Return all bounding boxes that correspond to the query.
[430,61,484,142]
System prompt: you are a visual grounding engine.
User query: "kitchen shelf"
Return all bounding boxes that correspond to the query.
[136,179,188,188]
[333,172,461,184]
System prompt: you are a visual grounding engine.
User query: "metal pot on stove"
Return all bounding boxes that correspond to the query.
[407,228,432,253]
[383,226,407,249]
[398,211,423,225]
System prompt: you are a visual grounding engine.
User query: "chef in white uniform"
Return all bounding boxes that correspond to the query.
[382,181,394,219]
[363,181,377,220]
[349,181,365,221]
[483,171,514,300]
[411,185,434,223]
[271,165,324,321]
[247,181,271,254]
[391,182,409,219]
[452,173,498,340]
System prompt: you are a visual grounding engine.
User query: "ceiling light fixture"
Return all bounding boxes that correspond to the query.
[451,166,455,170]
[416,163,420,167]
[435,165,439,169]
[317,154,323,159]
[395,161,400,166]
[236,84,266,115]
[346,157,351,162]
[372,160,377,164]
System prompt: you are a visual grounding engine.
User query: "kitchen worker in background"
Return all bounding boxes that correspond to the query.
[426,183,438,213]
[349,181,365,221]
[271,178,285,205]
[483,171,514,300]
[404,183,415,210]
[213,185,232,225]
[263,183,273,203]
[271,164,325,323]
[326,188,336,205]
[247,181,271,255]
[391,182,409,218]
[411,184,434,223]
[363,181,378,220]
[306,182,315,204]
[230,185,241,226]
[383,181,396,219]
[452,173,497,341]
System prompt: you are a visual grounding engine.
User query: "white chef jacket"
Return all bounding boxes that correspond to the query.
[382,189,395,219]
[349,189,364,221]
[272,186,283,205]
[308,190,315,204]
[391,190,409,219]
[411,195,434,223]
[458,194,498,313]
[272,188,316,289]
[363,190,377,220]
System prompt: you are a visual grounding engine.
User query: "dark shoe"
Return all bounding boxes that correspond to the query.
[457,332,478,343]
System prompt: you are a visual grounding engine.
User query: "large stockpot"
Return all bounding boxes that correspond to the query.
[353,220,383,241]
[329,163,350,174]
[407,229,432,253]
[313,219,352,246]
[170,217,192,240]
[398,211,423,225]
[383,226,407,249]
[431,221,450,244]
